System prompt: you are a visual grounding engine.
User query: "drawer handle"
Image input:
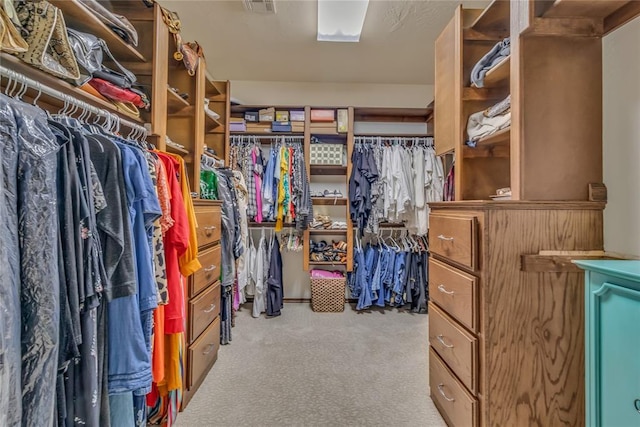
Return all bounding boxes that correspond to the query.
[437,384,455,402]
[437,234,454,241]
[203,303,216,313]
[635,399,640,413]
[437,284,455,295]
[437,334,454,348]
[202,344,216,355]
[204,225,217,232]
[204,265,217,272]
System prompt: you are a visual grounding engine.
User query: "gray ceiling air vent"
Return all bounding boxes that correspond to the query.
[243,0,276,14]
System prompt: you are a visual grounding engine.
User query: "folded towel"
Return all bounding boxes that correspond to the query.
[470,37,510,88]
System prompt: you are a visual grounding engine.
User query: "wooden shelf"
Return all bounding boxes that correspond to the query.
[50,0,146,62]
[205,80,226,98]
[312,197,348,206]
[309,261,347,266]
[482,56,510,88]
[474,126,511,147]
[165,143,189,156]
[308,229,348,235]
[543,0,629,19]
[230,131,305,136]
[355,133,432,137]
[205,113,224,132]
[310,165,347,176]
[470,0,510,34]
[354,107,431,123]
[0,53,143,123]
[167,88,191,114]
[231,105,305,113]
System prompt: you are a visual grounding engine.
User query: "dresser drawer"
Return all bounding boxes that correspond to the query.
[430,347,478,427]
[429,214,477,271]
[189,281,220,344]
[195,206,221,248]
[429,258,478,332]
[191,245,221,296]
[429,302,478,394]
[188,316,220,389]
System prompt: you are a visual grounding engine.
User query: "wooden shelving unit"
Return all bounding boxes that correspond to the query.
[308,229,348,235]
[50,0,147,62]
[165,143,190,156]
[0,53,144,123]
[473,127,510,148]
[310,165,347,175]
[312,197,348,206]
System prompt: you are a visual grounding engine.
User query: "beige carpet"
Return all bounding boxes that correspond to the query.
[176,303,446,427]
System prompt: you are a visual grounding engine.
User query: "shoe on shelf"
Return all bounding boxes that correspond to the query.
[203,98,221,120]
[323,189,343,198]
[329,221,347,230]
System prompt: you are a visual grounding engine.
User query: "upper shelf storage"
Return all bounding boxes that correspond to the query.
[534,0,640,35]
[470,0,510,36]
[0,53,143,123]
[49,0,146,62]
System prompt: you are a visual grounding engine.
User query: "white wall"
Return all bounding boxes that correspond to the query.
[230,80,433,108]
[603,17,640,257]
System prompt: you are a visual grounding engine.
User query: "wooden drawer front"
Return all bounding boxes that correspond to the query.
[430,347,478,427]
[429,214,477,271]
[189,281,220,343]
[429,303,478,394]
[195,206,221,248]
[429,258,478,332]
[191,245,221,296]
[188,316,220,389]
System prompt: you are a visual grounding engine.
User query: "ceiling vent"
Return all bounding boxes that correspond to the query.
[243,0,276,14]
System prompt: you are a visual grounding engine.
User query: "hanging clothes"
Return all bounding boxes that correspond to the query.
[266,234,284,317]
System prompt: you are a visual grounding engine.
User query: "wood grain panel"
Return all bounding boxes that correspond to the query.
[520,36,602,200]
[189,281,220,343]
[435,13,459,156]
[191,245,221,296]
[429,303,478,394]
[482,207,603,426]
[430,348,478,427]
[429,258,478,331]
[429,214,477,271]
[195,206,222,248]
[188,316,220,389]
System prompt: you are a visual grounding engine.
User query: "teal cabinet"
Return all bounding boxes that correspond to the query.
[574,260,640,427]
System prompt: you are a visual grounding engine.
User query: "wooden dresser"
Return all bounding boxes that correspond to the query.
[428,201,604,427]
[182,200,223,408]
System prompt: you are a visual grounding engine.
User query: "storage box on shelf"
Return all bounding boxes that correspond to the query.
[182,200,223,409]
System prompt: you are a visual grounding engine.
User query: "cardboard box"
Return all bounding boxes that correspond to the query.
[311,109,335,122]
[230,117,246,123]
[275,111,289,122]
[290,110,305,122]
[272,121,292,132]
[259,107,275,122]
[337,109,348,133]
[244,111,259,122]
[230,122,246,132]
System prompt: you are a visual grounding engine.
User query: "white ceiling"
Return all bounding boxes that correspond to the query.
[160,0,489,85]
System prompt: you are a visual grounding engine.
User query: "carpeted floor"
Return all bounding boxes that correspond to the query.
[176,303,446,427]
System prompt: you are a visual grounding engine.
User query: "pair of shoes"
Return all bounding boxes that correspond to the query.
[333,240,347,251]
[323,189,343,198]
[329,221,347,229]
[310,218,324,229]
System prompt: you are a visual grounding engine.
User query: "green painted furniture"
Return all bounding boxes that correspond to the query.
[574,260,640,427]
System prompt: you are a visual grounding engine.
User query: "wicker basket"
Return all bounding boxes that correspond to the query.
[310,144,344,165]
[310,277,346,312]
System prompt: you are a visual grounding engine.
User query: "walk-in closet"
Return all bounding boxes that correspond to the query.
[0,0,639,426]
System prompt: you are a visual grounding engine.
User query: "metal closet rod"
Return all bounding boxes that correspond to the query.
[0,65,148,136]
[354,136,434,143]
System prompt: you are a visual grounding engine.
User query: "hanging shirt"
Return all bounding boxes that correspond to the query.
[156,152,190,334]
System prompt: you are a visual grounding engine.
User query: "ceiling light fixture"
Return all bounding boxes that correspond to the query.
[317,0,369,43]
